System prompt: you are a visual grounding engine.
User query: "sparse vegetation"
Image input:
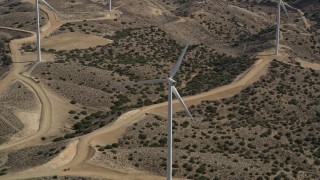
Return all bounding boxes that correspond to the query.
[97,61,320,179]
[0,0,319,179]
[30,26,255,140]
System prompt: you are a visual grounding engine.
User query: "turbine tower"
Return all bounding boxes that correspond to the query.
[35,0,60,62]
[36,0,41,62]
[7,0,60,62]
[275,0,289,55]
[122,32,194,180]
[198,0,205,14]
[109,0,112,12]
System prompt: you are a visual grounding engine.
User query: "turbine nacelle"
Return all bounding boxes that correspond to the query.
[166,77,176,86]
[118,31,194,180]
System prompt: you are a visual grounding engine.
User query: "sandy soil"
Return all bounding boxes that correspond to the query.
[39,84,78,138]
[0,1,319,180]
[150,57,271,116]
[20,53,55,62]
[0,27,34,35]
[295,58,320,70]
[10,111,40,142]
[42,32,113,50]
[41,140,79,169]
[91,110,143,147]
[148,6,164,16]
[0,49,272,180]
[0,80,41,144]
[19,48,268,180]
[0,0,61,150]
[0,0,118,151]
[59,50,272,170]
[284,2,312,29]
[0,80,38,110]
[228,4,265,20]
[2,164,168,180]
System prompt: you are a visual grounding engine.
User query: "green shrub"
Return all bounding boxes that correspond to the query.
[196,164,206,174]
[138,133,147,140]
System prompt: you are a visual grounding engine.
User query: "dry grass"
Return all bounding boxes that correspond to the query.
[0,106,23,144]
[26,176,103,180]
[0,0,319,179]
[3,142,67,173]
[95,61,320,179]
[282,25,320,63]
[0,2,48,31]
[0,28,31,40]
[0,24,34,76]
[31,62,128,109]
[0,81,38,144]
[29,25,255,141]
[23,32,113,51]
[41,32,113,51]
[0,81,38,110]
[44,0,110,20]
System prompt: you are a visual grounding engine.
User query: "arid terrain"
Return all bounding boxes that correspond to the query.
[0,0,319,179]
[96,60,320,179]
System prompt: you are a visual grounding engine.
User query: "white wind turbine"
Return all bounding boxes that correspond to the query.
[6,0,60,62]
[122,33,194,180]
[198,0,205,14]
[4,0,60,62]
[35,0,60,62]
[108,0,112,12]
[275,0,289,55]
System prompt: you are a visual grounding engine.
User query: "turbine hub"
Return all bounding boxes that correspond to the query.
[167,77,176,86]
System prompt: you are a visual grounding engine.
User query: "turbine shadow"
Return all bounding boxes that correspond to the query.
[258,53,276,57]
[12,60,38,64]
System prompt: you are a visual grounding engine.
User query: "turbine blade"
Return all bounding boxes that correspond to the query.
[169,31,194,78]
[40,0,60,15]
[172,86,194,120]
[120,79,166,86]
[280,0,289,19]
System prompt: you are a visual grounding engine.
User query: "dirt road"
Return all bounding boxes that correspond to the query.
[284,2,311,30]
[70,54,272,166]
[0,27,52,151]
[0,50,275,180]
[0,1,319,180]
[0,2,274,178]
[0,0,63,151]
[0,0,117,151]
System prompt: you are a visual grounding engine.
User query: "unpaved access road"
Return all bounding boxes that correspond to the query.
[0,52,274,180]
[0,1,319,180]
[0,0,118,151]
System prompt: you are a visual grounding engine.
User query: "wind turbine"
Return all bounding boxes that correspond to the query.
[275,0,289,55]
[5,0,60,62]
[122,33,194,180]
[108,0,112,12]
[198,0,205,14]
[35,0,60,62]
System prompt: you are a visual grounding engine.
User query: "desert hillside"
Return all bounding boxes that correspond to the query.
[0,0,319,179]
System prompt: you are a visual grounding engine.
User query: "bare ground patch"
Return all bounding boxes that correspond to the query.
[93,61,320,179]
[0,81,40,144]
[9,111,40,142]
[42,32,113,51]
[0,81,38,110]
[26,176,103,180]
[1,142,67,173]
